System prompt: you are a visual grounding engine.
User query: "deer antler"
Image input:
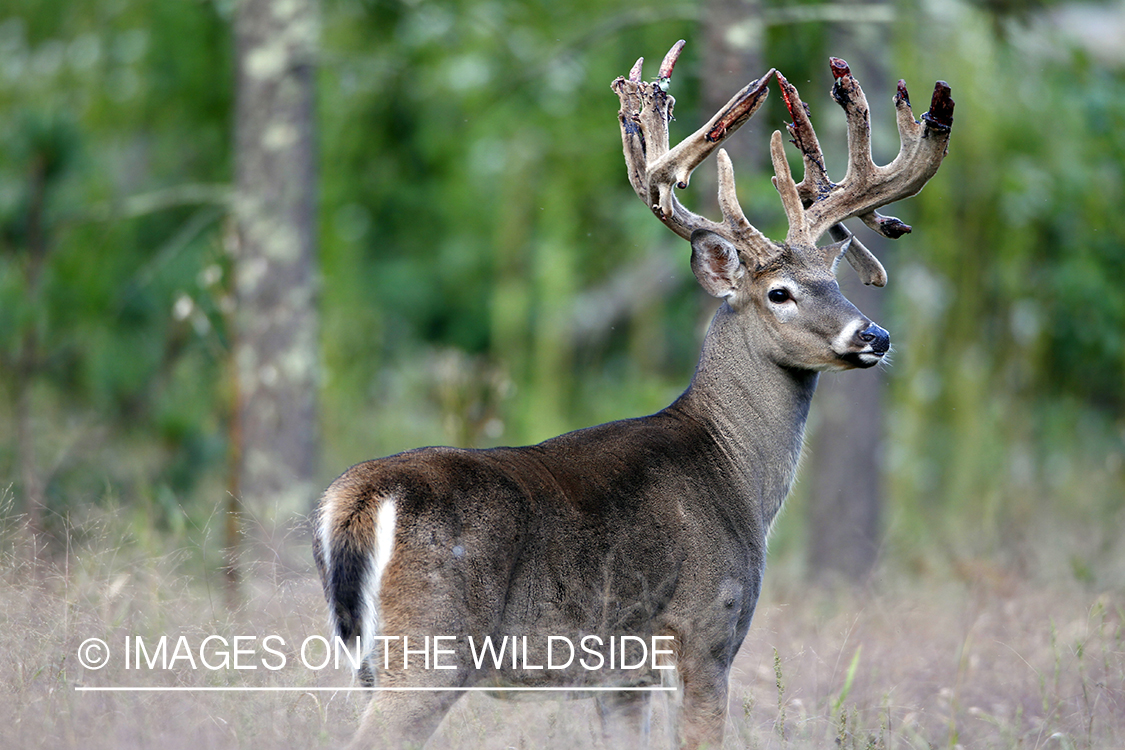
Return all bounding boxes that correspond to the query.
[611,41,777,259]
[774,59,955,285]
[613,44,954,286]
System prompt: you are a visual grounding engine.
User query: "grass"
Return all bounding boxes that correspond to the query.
[731,579,1123,749]
[1,498,1122,750]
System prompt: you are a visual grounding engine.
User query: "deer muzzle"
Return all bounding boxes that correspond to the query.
[844,322,890,368]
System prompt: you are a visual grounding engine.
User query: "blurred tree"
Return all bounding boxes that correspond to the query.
[806,268,885,582]
[709,0,894,583]
[231,0,320,577]
[803,6,896,583]
[1,112,79,539]
[694,2,884,583]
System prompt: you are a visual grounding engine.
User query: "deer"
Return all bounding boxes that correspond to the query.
[313,41,953,750]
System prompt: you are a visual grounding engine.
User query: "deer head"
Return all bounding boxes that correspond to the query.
[611,42,954,372]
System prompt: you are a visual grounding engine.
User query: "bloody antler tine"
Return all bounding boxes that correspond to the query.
[774,69,830,199]
[923,81,954,130]
[629,57,644,83]
[895,79,911,108]
[829,57,850,79]
[705,68,774,143]
[659,40,686,82]
[775,69,799,119]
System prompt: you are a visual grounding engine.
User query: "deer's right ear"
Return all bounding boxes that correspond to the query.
[691,230,744,298]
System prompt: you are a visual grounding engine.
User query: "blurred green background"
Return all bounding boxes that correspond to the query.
[1,0,1122,589]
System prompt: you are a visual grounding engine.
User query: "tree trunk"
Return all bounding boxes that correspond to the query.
[806,269,884,582]
[17,154,48,543]
[805,10,893,583]
[231,0,320,579]
[686,0,889,583]
[702,0,766,186]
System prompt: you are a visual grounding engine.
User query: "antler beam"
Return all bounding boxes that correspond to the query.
[611,41,775,249]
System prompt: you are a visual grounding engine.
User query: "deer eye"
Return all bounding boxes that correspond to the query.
[767,288,791,304]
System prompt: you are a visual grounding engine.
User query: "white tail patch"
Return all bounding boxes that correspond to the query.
[317,487,339,633]
[359,498,397,678]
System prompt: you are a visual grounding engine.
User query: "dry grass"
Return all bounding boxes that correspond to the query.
[2,502,1122,750]
[733,577,1123,749]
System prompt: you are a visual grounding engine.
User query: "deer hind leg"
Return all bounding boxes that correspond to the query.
[346,625,476,748]
[346,526,504,748]
[347,683,465,750]
[596,691,653,750]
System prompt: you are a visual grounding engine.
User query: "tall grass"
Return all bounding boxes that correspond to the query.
[2,488,1121,749]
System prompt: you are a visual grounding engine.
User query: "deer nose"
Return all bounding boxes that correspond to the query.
[857,323,890,354]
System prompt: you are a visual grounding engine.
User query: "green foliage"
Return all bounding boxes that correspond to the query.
[0,1,232,533]
[0,0,1121,584]
[317,0,699,456]
[882,5,1125,572]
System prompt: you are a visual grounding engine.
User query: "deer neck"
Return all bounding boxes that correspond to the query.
[675,303,818,529]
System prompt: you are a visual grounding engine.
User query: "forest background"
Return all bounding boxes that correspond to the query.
[1,0,1123,747]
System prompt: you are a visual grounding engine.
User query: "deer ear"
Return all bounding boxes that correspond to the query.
[690,230,744,298]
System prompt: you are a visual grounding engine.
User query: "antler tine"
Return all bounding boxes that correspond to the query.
[615,59,648,202]
[775,69,884,285]
[775,70,831,203]
[769,131,808,245]
[800,59,954,243]
[628,56,644,83]
[827,224,887,287]
[716,148,753,234]
[658,39,685,80]
[612,41,775,243]
[829,58,878,187]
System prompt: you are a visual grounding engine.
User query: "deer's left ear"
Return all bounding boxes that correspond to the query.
[691,230,744,298]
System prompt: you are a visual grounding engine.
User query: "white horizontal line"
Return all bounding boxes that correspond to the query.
[75,686,677,693]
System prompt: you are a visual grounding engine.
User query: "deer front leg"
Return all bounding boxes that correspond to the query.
[677,666,729,750]
[597,690,653,750]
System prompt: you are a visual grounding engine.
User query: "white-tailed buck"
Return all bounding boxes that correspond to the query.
[314,41,953,749]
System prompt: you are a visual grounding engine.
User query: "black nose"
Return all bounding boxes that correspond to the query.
[857,323,890,354]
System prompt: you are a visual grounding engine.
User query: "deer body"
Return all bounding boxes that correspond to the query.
[316,303,824,747]
[315,42,952,749]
